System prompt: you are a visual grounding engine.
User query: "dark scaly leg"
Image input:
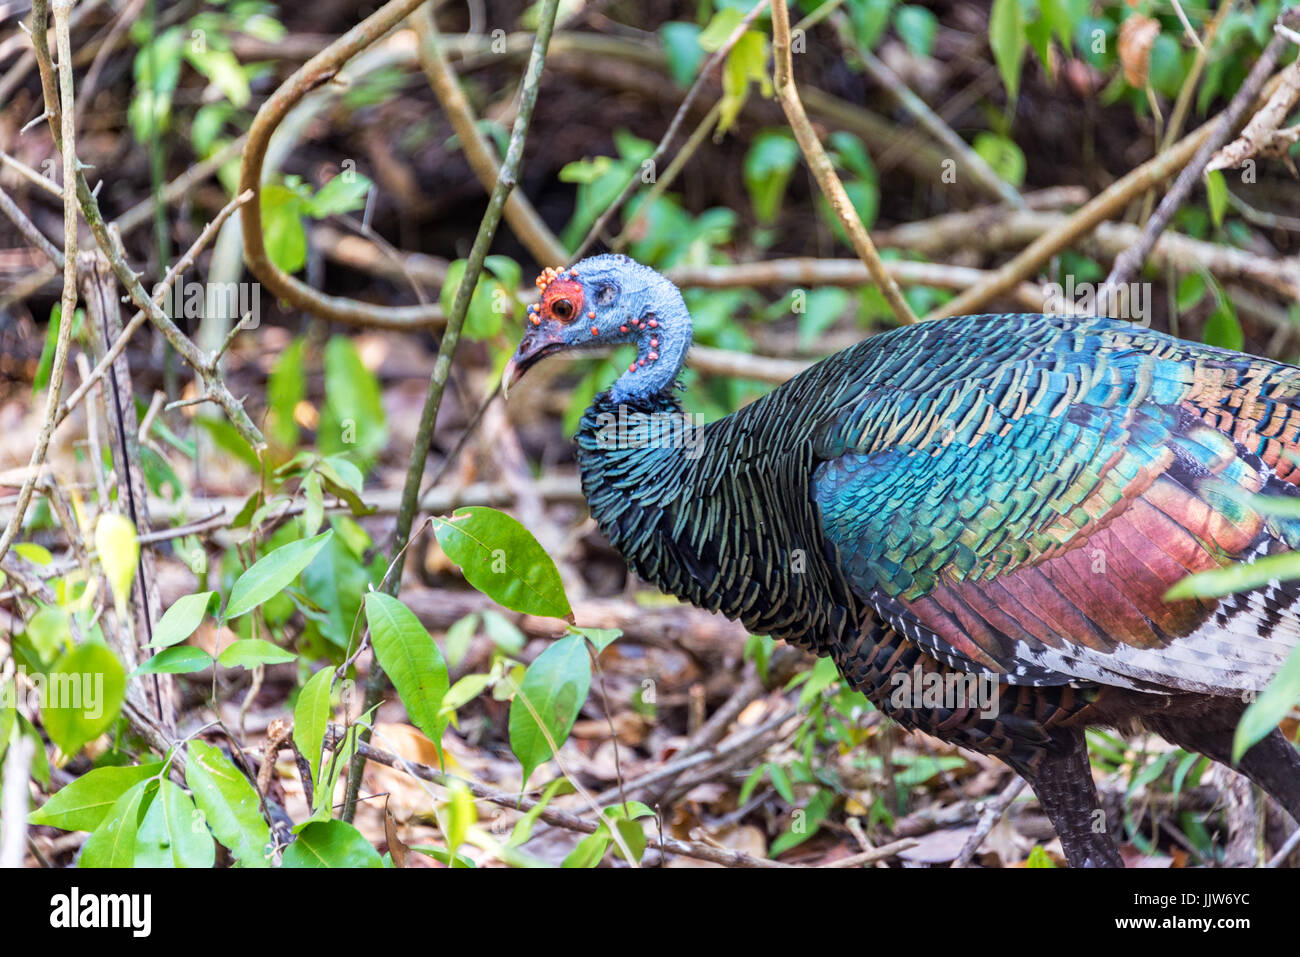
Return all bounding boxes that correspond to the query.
[1014,727,1124,868]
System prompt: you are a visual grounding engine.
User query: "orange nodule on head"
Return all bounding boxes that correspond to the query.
[534,265,584,325]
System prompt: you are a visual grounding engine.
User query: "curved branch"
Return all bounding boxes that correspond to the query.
[770,0,918,326]
[238,0,443,329]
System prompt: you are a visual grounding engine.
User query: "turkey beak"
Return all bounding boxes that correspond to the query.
[502,329,563,400]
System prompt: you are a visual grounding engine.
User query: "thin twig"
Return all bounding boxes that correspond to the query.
[343,0,564,824]
[412,4,567,265]
[323,728,791,867]
[770,0,918,326]
[0,0,80,567]
[571,0,771,261]
[1105,8,1300,291]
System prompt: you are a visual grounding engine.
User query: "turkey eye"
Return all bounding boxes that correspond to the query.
[552,299,574,320]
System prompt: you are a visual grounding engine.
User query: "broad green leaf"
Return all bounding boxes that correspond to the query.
[184,46,250,107]
[135,779,216,868]
[893,5,937,56]
[266,336,305,450]
[719,31,770,135]
[301,471,324,536]
[1176,273,1206,312]
[509,634,592,785]
[216,638,296,670]
[43,643,127,756]
[743,130,800,225]
[134,646,214,676]
[439,673,493,716]
[260,183,307,273]
[29,762,163,831]
[989,0,1026,101]
[224,530,333,620]
[1166,550,1300,601]
[151,591,218,648]
[283,820,382,867]
[294,667,334,786]
[1234,645,1300,762]
[25,605,69,663]
[365,593,449,753]
[186,740,270,867]
[306,173,374,218]
[507,778,573,848]
[14,543,52,565]
[563,830,609,868]
[697,7,745,50]
[659,21,704,87]
[443,781,475,855]
[79,779,155,867]
[95,513,139,612]
[319,336,387,460]
[1203,292,1244,351]
[972,132,1026,187]
[576,627,621,653]
[434,507,573,621]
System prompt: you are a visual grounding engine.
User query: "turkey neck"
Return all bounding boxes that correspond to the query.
[575,381,858,655]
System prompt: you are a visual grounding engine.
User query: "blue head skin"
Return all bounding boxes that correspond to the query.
[503,254,693,403]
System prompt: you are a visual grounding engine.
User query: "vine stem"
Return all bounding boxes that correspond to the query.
[769,0,918,326]
[341,0,565,824]
[0,0,80,565]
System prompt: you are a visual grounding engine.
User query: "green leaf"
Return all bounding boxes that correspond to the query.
[434,507,573,621]
[294,667,334,786]
[1166,550,1300,601]
[25,605,69,663]
[133,646,214,676]
[509,634,592,786]
[301,470,324,536]
[134,779,216,868]
[1203,291,1243,352]
[184,46,250,107]
[719,31,770,135]
[576,627,621,653]
[305,173,374,218]
[319,336,387,460]
[95,512,139,612]
[266,336,306,450]
[224,530,334,621]
[260,183,307,273]
[1234,644,1300,762]
[659,21,704,87]
[743,130,800,225]
[217,638,296,670]
[1026,844,1058,867]
[1176,273,1207,312]
[851,0,896,50]
[29,762,164,831]
[79,779,155,868]
[185,740,270,867]
[893,5,937,57]
[1205,169,1228,228]
[698,7,745,50]
[507,777,573,848]
[972,131,1026,187]
[282,820,382,867]
[364,593,449,754]
[439,673,493,717]
[563,830,610,868]
[989,0,1026,101]
[43,643,127,756]
[152,591,218,648]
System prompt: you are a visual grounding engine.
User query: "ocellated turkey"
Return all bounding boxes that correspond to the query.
[505,254,1300,867]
